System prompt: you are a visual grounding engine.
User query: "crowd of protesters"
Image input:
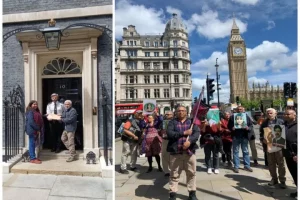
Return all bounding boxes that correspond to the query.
[118,105,297,200]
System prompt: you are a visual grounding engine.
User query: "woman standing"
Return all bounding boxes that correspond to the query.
[220,112,233,167]
[25,100,44,164]
[141,112,163,173]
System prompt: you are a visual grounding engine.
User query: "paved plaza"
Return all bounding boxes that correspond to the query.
[115,127,297,200]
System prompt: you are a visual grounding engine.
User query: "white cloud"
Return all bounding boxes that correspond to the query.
[248,77,268,87]
[115,0,166,38]
[187,11,247,39]
[166,6,182,18]
[192,41,297,76]
[232,0,260,6]
[266,20,275,30]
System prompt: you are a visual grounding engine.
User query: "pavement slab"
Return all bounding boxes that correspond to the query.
[3,187,50,200]
[3,174,57,189]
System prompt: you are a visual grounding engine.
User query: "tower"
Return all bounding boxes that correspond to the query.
[227,17,248,103]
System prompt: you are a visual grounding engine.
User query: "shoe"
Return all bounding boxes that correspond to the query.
[214,169,219,174]
[207,168,212,174]
[146,167,153,173]
[165,173,170,177]
[253,160,258,166]
[228,162,233,168]
[279,182,287,189]
[268,179,279,186]
[158,167,163,172]
[36,158,41,161]
[129,167,140,172]
[66,157,75,162]
[244,167,253,172]
[30,159,42,164]
[169,192,176,200]
[289,192,297,198]
[187,191,198,200]
[119,169,129,174]
[233,168,239,173]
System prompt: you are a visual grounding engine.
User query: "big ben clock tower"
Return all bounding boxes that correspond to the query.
[227,17,249,103]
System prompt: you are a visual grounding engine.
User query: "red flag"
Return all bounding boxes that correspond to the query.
[191,86,210,125]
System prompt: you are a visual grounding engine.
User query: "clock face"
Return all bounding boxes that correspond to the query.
[234,47,243,55]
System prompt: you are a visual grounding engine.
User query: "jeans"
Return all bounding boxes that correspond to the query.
[29,135,36,160]
[232,137,250,169]
[204,143,219,169]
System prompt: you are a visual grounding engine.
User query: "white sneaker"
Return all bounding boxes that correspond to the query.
[214,169,219,174]
[207,168,212,174]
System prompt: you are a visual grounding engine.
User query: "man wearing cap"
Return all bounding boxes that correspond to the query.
[119,110,143,174]
[46,93,64,153]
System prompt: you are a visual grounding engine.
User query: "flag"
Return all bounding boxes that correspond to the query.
[191,86,210,125]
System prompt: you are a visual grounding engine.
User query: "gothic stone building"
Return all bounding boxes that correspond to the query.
[3,1,113,164]
[115,13,192,114]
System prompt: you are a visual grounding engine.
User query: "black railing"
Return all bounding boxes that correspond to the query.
[3,85,24,162]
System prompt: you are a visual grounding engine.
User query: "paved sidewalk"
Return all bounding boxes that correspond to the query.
[115,139,296,200]
[3,174,112,200]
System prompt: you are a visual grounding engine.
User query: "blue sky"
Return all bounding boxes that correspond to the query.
[115,0,298,103]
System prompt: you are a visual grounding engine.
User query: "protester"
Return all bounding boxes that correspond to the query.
[25,100,44,164]
[140,112,163,173]
[283,109,297,198]
[60,100,78,162]
[160,111,174,176]
[228,106,253,173]
[167,106,200,200]
[220,111,233,167]
[119,110,143,174]
[46,93,64,153]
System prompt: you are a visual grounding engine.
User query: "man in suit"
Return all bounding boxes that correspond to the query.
[272,124,286,148]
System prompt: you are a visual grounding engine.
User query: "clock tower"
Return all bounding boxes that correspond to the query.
[227,17,249,103]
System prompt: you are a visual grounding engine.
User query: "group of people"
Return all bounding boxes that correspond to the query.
[25,93,78,164]
[119,105,298,200]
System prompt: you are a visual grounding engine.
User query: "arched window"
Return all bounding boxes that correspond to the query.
[42,57,81,75]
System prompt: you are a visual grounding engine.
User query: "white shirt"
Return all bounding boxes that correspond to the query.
[46,101,64,115]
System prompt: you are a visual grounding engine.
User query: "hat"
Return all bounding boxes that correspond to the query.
[51,93,58,97]
[135,110,143,114]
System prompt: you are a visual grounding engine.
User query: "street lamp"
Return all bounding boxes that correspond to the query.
[42,20,62,50]
[215,58,221,108]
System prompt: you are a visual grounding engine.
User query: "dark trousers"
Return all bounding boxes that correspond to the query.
[49,120,63,150]
[263,143,268,166]
[204,143,219,169]
[285,156,297,186]
[222,141,232,163]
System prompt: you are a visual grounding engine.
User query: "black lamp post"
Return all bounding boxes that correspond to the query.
[215,58,220,108]
[42,26,62,50]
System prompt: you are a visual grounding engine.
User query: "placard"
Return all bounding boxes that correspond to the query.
[47,114,61,120]
[233,113,247,129]
[206,109,220,126]
[143,99,156,115]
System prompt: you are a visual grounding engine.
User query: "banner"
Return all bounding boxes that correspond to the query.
[143,99,156,115]
[206,108,220,126]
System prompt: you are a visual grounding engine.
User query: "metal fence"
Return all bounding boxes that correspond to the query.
[3,85,24,162]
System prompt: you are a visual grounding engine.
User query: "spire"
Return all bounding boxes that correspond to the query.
[232,13,239,30]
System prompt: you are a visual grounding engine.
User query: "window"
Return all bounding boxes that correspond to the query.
[145,41,150,47]
[145,52,150,57]
[127,75,137,84]
[134,41,137,46]
[182,51,187,58]
[173,61,178,69]
[173,50,178,57]
[126,89,137,99]
[186,75,189,83]
[183,89,190,97]
[154,75,160,83]
[154,41,159,47]
[144,62,150,70]
[127,50,137,56]
[163,75,169,83]
[144,75,150,83]
[173,40,178,47]
[130,32,133,36]
[163,41,168,47]
[154,52,159,57]
[182,75,186,83]
[153,62,160,70]
[164,89,169,98]
[174,75,179,83]
[175,88,179,97]
[127,41,129,46]
[130,41,133,46]
[163,52,169,57]
[182,41,185,47]
[126,62,137,70]
[163,62,169,70]
[144,89,150,98]
[154,89,160,98]
[183,62,188,70]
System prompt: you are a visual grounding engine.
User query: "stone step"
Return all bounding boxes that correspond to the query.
[38,150,85,159]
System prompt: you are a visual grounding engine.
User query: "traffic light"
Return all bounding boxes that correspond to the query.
[236,96,240,105]
[291,82,297,97]
[283,82,291,98]
[207,78,215,100]
[194,97,198,104]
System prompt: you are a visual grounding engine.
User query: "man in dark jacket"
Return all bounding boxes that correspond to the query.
[283,109,297,198]
[259,108,286,188]
[228,106,253,173]
[167,106,200,200]
[60,100,78,162]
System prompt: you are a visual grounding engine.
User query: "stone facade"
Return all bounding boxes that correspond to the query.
[115,14,192,114]
[249,82,284,101]
[3,2,112,156]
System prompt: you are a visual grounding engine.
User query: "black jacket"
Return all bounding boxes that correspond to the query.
[166,118,200,154]
[259,118,284,141]
[283,121,297,158]
[228,113,253,139]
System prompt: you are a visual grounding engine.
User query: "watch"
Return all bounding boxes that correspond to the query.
[233,47,243,55]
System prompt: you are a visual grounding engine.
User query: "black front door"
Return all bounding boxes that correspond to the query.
[42,78,83,150]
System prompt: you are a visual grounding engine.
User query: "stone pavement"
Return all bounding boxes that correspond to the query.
[115,137,297,200]
[3,173,112,200]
